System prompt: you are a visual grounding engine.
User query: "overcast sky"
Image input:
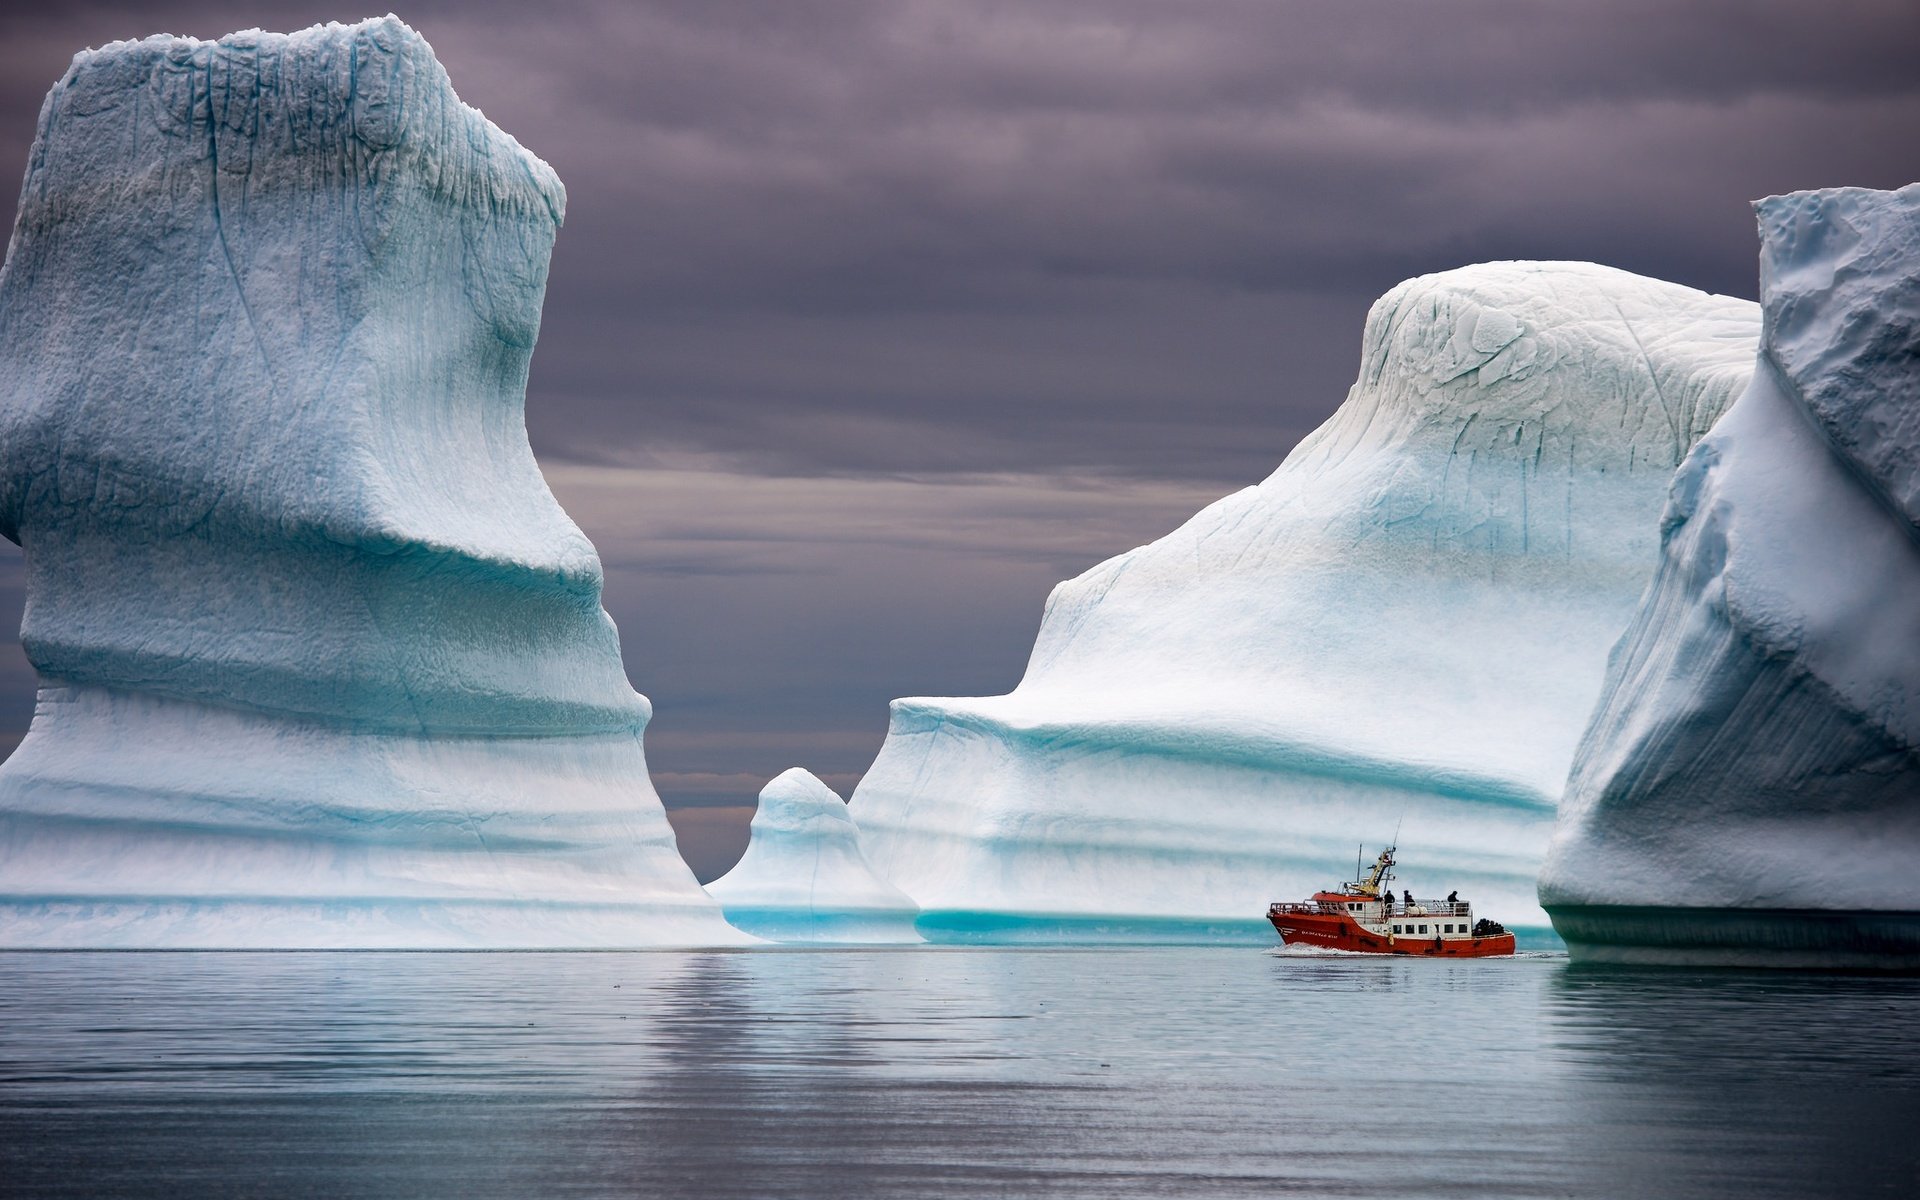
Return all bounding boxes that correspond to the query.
[0,0,1915,877]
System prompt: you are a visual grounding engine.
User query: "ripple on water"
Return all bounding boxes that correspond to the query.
[0,948,1914,1198]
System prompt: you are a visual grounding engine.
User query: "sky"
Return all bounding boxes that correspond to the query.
[0,0,1915,878]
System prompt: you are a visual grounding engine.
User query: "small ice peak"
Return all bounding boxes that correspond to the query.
[706,769,921,943]
[748,767,864,837]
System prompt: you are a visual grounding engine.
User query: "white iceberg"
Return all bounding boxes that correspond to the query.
[1540,184,1920,968]
[707,769,921,943]
[852,262,1759,942]
[0,18,741,947]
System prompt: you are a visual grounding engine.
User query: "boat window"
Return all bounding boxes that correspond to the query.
[1418,925,1427,934]
[1444,924,1454,933]
[1392,924,1402,934]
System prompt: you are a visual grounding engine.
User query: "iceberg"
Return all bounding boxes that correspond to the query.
[706,769,921,943]
[1540,185,1920,968]
[852,262,1760,942]
[0,18,740,947]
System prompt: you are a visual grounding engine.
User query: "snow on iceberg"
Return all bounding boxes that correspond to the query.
[1540,185,1920,968]
[706,769,921,943]
[852,262,1759,942]
[0,18,741,947]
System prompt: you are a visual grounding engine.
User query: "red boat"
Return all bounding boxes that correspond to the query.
[1267,845,1515,957]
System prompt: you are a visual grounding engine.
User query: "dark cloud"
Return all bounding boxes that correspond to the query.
[0,1,1914,873]
[4,2,1915,479]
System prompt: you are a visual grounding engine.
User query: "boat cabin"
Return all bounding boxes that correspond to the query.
[1296,892,1483,938]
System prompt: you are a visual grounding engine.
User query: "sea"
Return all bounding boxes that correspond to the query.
[1,947,1915,1198]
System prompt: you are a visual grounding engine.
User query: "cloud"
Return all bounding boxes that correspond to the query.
[3,1,1915,484]
[546,461,1233,567]
[653,771,862,800]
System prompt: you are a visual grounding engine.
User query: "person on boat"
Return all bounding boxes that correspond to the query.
[1402,889,1413,908]
[1447,890,1459,905]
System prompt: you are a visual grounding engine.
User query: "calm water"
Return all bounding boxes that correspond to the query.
[1,948,1916,1198]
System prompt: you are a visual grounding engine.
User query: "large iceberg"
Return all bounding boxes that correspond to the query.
[707,769,921,943]
[852,262,1759,941]
[1540,185,1920,968]
[0,18,740,947]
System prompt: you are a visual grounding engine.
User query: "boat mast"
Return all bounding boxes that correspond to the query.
[1353,845,1396,896]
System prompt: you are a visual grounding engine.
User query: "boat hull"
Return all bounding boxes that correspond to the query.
[1268,910,1515,957]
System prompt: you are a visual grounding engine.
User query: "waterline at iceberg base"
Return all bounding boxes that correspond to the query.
[869,714,1571,948]
[853,262,1759,944]
[1540,184,1920,970]
[0,19,740,947]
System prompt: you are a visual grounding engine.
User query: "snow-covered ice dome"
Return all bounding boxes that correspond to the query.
[0,17,741,947]
[707,769,921,943]
[851,261,1760,942]
[1540,184,1920,968]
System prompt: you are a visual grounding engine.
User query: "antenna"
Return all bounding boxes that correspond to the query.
[1356,843,1363,884]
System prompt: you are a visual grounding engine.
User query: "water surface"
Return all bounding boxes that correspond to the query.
[1,948,1915,1197]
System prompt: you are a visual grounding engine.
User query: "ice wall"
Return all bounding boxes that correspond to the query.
[0,18,739,947]
[853,262,1759,941]
[707,769,921,943]
[1540,185,1920,968]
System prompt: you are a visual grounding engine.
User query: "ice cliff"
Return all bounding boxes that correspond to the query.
[1540,185,1920,968]
[852,262,1759,941]
[0,17,739,947]
[707,769,921,942]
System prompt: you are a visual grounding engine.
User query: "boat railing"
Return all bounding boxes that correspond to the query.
[1387,900,1470,918]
